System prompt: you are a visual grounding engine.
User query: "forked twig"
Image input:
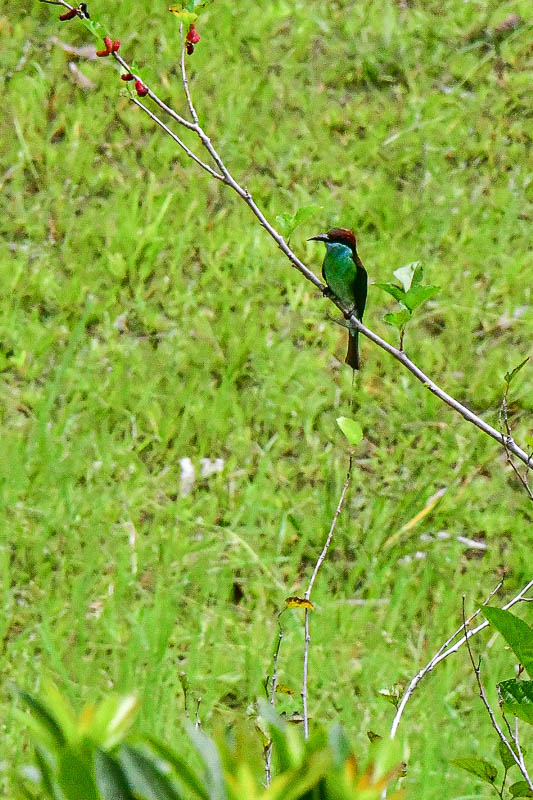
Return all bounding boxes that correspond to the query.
[461,597,533,791]
[390,578,533,738]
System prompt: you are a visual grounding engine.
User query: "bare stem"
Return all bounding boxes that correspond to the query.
[264,615,284,786]
[301,458,352,739]
[500,389,533,500]
[179,24,199,124]
[461,597,533,790]
[390,578,533,738]
[130,97,224,180]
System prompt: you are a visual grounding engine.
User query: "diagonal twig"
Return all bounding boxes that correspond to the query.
[390,578,533,739]
[302,457,352,739]
[462,596,533,791]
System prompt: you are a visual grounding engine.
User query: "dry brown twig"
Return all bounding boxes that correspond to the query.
[38,0,533,471]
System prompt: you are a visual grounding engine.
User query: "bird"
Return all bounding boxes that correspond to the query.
[308,227,368,370]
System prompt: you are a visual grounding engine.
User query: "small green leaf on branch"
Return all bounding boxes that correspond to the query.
[384,309,411,329]
[79,18,107,40]
[393,261,423,292]
[498,739,520,771]
[169,7,198,24]
[374,283,406,304]
[401,284,440,312]
[498,679,533,725]
[510,780,533,797]
[277,205,320,239]
[505,357,529,386]
[336,417,363,446]
[451,757,498,784]
[482,607,533,677]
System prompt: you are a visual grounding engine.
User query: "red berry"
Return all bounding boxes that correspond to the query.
[186,42,194,55]
[135,80,148,97]
[112,39,121,52]
[96,49,110,57]
[121,73,134,81]
[186,24,200,44]
[59,8,77,20]
[104,36,113,52]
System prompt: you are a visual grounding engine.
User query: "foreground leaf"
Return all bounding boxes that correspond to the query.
[119,746,183,800]
[17,692,65,753]
[146,737,209,800]
[95,750,135,800]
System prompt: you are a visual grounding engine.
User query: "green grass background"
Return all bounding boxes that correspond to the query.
[1,0,532,796]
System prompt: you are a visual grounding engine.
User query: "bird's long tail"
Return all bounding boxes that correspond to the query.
[345,329,360,370]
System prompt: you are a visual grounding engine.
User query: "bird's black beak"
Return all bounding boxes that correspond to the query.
[307,233,329,243]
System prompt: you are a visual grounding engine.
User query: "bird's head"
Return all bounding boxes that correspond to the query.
[308,227,357,254]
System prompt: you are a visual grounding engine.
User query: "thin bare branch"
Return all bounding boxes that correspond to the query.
[390,578,533,738]
[179,25,199,124]
[462,597,533,790]
[129,97,224,180]
[500,391,533,500]
[264,614,284,786]
[301,458,352,739]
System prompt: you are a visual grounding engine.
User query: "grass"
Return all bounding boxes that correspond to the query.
[1,0,532,796]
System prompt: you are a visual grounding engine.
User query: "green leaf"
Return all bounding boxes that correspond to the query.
[498,680,533,725]
[293,205,319,227]
[336,417,363,446]
[168,8,198,24]
[90,694,138,749]
[510,781,533,797]
[58,748,98,800]
[450,757,498,784]
[34,746,62,800]
[95,750,135,800]
[17,692,65,752]
[505,357,529,386]
[119,746,183,800]
[275,213,294,233]
[498,739,519,771]
[482,607,533,676]
[401,284,440,312]
[146,737,209,800]
[328,724,352,769]
[374,282,406,303]
[187,726,226,800]
[393,262,422,292]
[79,18,107,40]
[384,309,411,329]
[276,206,319,239]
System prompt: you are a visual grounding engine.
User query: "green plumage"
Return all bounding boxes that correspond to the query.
[309,228,368,369]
